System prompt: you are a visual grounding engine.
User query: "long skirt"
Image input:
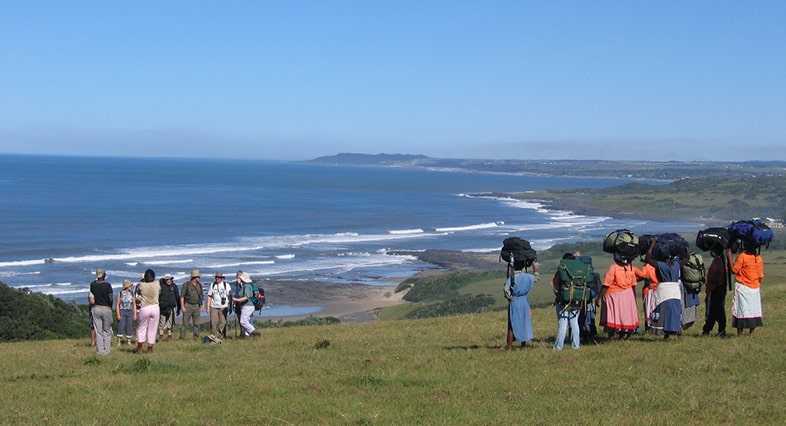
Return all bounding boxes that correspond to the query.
[732,282,763,329]
[601,289,639,332]
[508,296,533,342]
[653,281,682,334]
[682,286,700,329]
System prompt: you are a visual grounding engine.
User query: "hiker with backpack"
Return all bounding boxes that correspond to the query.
[134,269,161,353]
[180,269,204,339]
[680,252,705,330]
[233,271,259,337]
[158,274,181,341]
[89,268,114,355]
[552,253,585,350]
[207,272,232,341]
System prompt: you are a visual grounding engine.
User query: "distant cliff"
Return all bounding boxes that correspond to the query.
[309,153,432,166]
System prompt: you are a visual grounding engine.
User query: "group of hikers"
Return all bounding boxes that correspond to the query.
[88,268,264,355]
[503,221,771,351]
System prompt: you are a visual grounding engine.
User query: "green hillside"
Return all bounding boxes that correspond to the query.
[507,175,786,223]
[1,251,785,424]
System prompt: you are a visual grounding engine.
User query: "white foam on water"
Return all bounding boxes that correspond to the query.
[12,283,52,289]
[140,259,195,266]
[0,271,41,278]
[0,231,442,269]
[247,253,418,277]
[0,259,46,268]
[388,229,424,235]
[204,260,276,269]
[435,222,503,233]
[275,254,295,260]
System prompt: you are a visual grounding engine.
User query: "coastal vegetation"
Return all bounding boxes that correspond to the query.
[0,282,89,341]
[502,175,786,223]
[310,153,786,180]
[1,250,784,424]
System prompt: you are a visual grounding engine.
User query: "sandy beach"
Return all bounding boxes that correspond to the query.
[255,279,406,322]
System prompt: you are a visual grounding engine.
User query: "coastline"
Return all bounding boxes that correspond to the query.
[468,190,725,224]
[254,279,405,323]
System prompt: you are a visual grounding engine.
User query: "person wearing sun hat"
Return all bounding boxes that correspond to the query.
[233,271,258,337]
[115,280,136,345]
[180,269,204,339]
[158,274,181,341]
[207,272,232,341]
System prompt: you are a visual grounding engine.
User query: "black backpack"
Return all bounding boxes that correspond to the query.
[500,237,537,270]
[696,227,730,252]
[652,233,689,262]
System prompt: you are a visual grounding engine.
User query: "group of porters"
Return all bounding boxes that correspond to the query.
[501,219,773,350]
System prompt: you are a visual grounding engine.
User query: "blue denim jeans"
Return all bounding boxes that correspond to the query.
[555,305,580,350]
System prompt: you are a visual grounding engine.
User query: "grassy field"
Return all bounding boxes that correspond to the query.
[1,251,785,424]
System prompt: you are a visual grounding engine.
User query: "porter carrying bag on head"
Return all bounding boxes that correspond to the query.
[603,229,639,259]
[500,237,537,269]
[681,252,705,292]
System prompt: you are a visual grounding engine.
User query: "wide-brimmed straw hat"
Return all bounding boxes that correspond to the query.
[122,280,133,289]
[163,274,174,280]
[190,269,201,278]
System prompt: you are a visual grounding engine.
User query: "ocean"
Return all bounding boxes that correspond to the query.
[0,155,695,306]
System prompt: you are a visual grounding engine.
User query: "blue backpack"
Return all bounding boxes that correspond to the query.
[728,220,774,250]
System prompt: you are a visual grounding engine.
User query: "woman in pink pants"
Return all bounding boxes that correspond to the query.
[135,269,161,353]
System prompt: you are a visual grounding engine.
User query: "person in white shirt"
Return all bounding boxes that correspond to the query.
[207,272,232,340]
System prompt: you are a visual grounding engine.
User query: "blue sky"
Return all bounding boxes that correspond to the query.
[1,1,785,160]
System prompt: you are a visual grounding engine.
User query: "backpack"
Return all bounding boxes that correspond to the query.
[603,229,639,259]
[681,252,705,292]
[652,233,689,262]
[696,227,730,252]
[500,237,537,270]
[249,283,265,310]
[729,220,774,250]
[557,258,594,307]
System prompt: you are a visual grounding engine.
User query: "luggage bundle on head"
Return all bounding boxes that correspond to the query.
[557,257,594,307]
[728,219,774,252]
[681,252,705,292]
[696,227,730,253]
[500,237,537,270]
[651,233,690,262]
[602,229,639,260]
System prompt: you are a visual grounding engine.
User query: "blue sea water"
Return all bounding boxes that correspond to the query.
[0,155,696,302]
